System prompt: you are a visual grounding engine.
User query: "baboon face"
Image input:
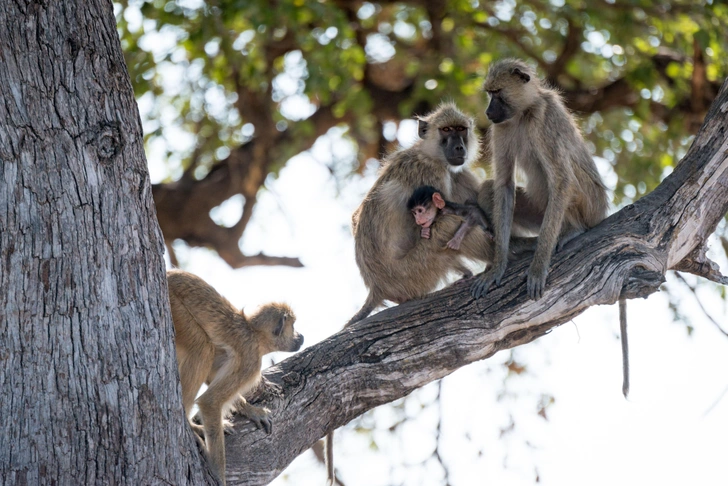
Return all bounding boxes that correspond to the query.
[254,303,303,353]
[411,201,437,228]
[485,90,513,124]
[437,124,469,166]
[407,185,446,229]
[417,104,475,167]
[484,60,533,124]
[272,312,304,353]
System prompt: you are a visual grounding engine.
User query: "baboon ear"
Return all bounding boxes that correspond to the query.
[417,119,429,139]
[273,316,285,337]
[432,192,446,210]
[512,67,530,83]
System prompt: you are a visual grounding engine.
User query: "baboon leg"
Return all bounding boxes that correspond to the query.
[197,361,247,485]
[508,236,537,259]
[179,344,215,419]
[454,261,473,279]
[556,226,586,252]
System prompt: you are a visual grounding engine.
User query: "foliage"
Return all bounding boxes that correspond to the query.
[116,0,727,202]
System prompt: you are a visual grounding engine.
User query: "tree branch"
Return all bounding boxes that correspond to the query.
[218,80,728,486]
[673,245,728,285]
[152,141,303,268]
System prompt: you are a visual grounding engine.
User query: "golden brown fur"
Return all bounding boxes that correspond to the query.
[472,59,609,300]
[167,269,303,485]
[347,103,493,325]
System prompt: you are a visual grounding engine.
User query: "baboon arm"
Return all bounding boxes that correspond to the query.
[493,180,516,273]
[471,148,515,298]
[446,221,471,250]
[527,177,569,300]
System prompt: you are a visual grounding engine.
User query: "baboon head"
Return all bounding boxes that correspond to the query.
[250,303,303,354]
[407,185,445,229]
[417,103,479,169]
[483,59,539,124]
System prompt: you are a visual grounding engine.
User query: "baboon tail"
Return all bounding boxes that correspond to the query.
[325,431,335,486]
[345,292,380,328]
[619,298,630,398]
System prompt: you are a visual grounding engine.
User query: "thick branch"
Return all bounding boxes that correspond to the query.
[152,141,303,268]
[218,80,728,485]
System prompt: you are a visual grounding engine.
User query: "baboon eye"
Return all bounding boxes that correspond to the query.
[442,127,451,132]
[488,89,501,96]
[274,317,285,337]
[456,126,466,132]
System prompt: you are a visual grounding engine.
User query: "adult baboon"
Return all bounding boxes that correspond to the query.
[348,102,491,326]
[471,58,609,300]
[470,59,630,396]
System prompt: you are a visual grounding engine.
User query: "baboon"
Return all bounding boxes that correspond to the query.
[347,102,493,327]
[471,58,609,300]
[407,185,493,250]
[471,59,629,396]
[167,269,304,484]
[327,104,491,486]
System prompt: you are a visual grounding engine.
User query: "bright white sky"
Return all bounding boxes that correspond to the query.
[154,125,728,486]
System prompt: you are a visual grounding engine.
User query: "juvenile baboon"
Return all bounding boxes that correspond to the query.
[167,269,304,484]
[407,185,493,249]
[348,102,493,326]
[471,58,609,300]
[471,59,630,396]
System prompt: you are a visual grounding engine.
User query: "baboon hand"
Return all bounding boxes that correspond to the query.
[189,421,205,439]
[445,238,462,251]
[526,262,548,300]
[242,404,273,434]
[470,267,504,299]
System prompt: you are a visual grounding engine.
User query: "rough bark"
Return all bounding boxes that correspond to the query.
[221,80,728,485]
[0,1,213,484]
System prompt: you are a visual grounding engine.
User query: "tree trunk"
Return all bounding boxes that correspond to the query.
[2,2,727,485]
[221,79,728,485]
[0,1,213,484]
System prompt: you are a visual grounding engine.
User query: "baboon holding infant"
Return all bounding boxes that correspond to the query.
[167,269,303,485]
[349,102,543,326]
[347,103,494,326]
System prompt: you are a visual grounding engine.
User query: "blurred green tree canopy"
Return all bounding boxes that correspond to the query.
[114,0,727,267]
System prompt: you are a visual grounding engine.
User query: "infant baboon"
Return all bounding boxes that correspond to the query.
[407,185,493,250]
[167,269,303,485]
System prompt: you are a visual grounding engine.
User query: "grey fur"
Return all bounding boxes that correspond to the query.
[472,59,609,300]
